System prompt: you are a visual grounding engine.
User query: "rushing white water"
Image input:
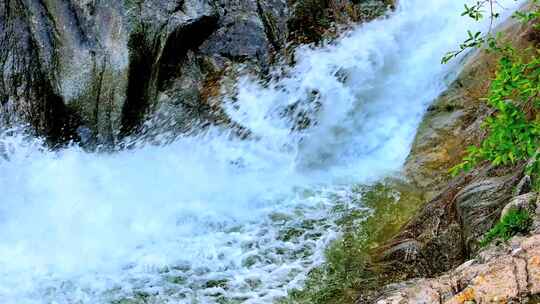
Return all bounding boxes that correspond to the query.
[0,1,523,303]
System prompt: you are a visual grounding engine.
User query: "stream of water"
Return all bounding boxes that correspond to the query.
[0,0,523,303]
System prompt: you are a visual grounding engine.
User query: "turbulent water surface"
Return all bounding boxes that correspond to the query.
[0,1,522,303]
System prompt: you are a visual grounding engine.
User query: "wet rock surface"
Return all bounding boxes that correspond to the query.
[354,10,540,304]
[0,0,393,146]
[370,165,524,288]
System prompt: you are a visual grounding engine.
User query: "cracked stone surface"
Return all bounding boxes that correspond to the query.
[361,11,540,303]
[374,235,540,304]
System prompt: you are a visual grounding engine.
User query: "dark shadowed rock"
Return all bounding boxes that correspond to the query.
[200,0,288,65]
[287,0,394,45]
[0,0,393,146]
[0,0,87,144]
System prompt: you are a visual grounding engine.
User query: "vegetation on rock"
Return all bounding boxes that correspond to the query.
[449,0,540,191]
[287,0,394,45]
[480,209,532,246]
[280,180,424,304]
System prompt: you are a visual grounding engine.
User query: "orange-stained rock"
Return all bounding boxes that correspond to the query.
[373,234,540,303]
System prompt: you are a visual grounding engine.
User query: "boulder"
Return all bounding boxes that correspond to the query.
[372,165,522,288]
[374,234,540,304]
[0,0,218,145]
[501,192,538,220]
[455,175,522,254]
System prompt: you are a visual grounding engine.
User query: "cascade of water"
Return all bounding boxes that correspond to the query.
[0,0,522,303]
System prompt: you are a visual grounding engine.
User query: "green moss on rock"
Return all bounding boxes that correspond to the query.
[280,179,424,304]
[480,209,532,247]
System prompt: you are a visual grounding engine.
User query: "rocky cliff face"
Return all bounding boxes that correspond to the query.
[356,9,540,304]
[376,232,540,303]
[0,0,392,146]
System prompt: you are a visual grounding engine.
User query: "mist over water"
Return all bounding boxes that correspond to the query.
[0,0,522,303]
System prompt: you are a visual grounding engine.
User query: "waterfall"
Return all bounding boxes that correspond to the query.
[0,0,522,303]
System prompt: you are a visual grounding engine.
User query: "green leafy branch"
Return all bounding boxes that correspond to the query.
[442,0,540,63]
[447,0,540,189]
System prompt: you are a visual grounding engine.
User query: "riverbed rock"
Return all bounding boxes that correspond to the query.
[361,8,540,302]
[371,165,522,286]
[456,174,525,254]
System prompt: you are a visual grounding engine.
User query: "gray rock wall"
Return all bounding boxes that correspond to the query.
[0,0,392,146]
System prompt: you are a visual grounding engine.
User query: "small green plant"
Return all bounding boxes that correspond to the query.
[442,0,540,64]
[480,209,532,247]
[529,152,540,190]
[450,47,540,175]
[447,1,540,188]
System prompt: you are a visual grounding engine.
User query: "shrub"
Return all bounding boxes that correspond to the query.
[480,209,532,247]
[448,1,540,190]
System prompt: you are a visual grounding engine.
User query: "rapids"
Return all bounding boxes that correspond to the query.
[0,0,523,303]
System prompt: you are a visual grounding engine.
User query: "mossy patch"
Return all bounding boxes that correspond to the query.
[280,179,424,304]
[111,291,151,304]
[204,279,229,289]
[166,275,187,285]
[480,209,532,247]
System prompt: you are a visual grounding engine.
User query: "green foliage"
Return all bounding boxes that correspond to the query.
[450,48,540,175]
[515,7,540,27]
[442,0,540,63]
[442,30,486,64]
[448,1,540,185]
[528,152,540,190]
[480,209,532,247]
[441,0,503,64]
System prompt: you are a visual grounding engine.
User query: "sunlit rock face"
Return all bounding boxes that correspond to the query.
[0,0,393,146]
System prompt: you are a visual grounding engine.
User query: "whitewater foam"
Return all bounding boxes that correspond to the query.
[0,0,523,303]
